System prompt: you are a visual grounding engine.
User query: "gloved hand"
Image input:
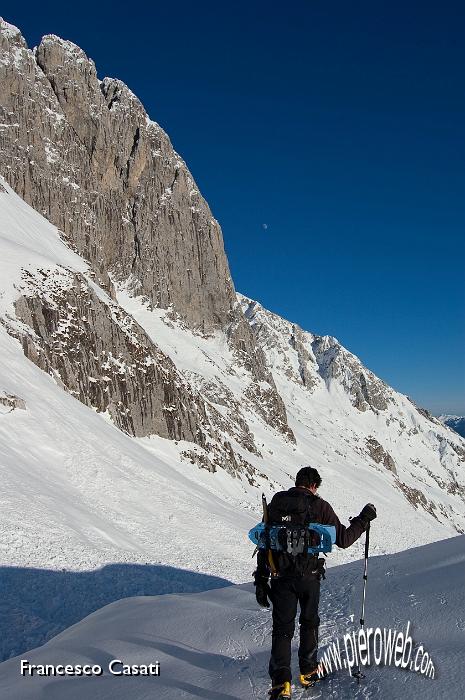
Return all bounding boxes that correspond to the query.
[254,573,271,608]
[358,503,377,528]
[312,557,326,581]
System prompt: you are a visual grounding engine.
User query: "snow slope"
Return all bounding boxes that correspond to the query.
[0,179,258,659]
[116,284,465,541]
[1,178,465,667]
[1,535,463,700]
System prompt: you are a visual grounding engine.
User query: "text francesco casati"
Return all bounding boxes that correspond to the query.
[20,659,161,677]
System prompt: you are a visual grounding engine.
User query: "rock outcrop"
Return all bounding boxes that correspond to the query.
[14,267,208,441]
[365,436,397,474]
[238,294,391,414]
[0,392,26,412]
[312,335,390,412]
[0,21,235,330]
[9,264,264,478]
[226,309,295,441]
[0,19,294,444]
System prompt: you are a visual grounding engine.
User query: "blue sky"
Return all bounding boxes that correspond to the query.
[4,1,465,414]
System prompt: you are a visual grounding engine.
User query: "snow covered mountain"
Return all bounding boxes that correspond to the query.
[1,535,464,699]
[439,415,465,439]
[1,17,465,673]
[1,172,465,665]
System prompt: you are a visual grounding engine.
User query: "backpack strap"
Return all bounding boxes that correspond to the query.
[302,492,320,564]
[300,490,317,525]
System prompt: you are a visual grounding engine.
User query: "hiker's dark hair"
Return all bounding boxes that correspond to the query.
[295,466,322,489]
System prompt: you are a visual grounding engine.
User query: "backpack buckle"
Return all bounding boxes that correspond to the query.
[287,527,306,556]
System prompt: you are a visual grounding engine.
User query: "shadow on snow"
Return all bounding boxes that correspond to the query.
[0,562,232,662]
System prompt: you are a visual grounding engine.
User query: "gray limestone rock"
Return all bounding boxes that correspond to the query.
[6,265,262,482]
[365,436,397,474]
[290,325,318,390]
[0,19,294,444]
[1,21,235,330]
[312,335,390,413]
[226,307,295,441]
[0,392,26,412]
[13,267,207,441]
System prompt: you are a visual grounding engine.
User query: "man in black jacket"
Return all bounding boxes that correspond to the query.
[254,466,377,699]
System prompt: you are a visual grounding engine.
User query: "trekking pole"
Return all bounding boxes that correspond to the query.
[352,523,370,683]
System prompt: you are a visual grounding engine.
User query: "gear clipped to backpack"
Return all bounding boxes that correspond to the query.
[248,489,336,556]
[248,521,335,555]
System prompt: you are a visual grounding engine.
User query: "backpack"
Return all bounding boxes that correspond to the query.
[267,488,314,527]
[248,488,335,577]
[268,488,318,575]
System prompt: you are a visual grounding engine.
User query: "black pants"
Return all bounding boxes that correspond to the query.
[269,575,320,685]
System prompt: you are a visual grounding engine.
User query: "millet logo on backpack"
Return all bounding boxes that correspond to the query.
[281,515,292,522]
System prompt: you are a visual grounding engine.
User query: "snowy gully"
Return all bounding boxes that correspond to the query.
[20,659,161,677]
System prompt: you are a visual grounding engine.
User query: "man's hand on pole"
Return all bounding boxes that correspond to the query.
[358,503,377,529]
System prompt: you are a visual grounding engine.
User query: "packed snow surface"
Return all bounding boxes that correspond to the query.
[1,535,463,699]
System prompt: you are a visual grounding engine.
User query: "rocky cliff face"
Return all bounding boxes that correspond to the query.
[311,335,390,412]
[0,18,294,448]
[1,19,465,534]
[0,20,235,330]
[0,180,265,479]
[14,267,208,441]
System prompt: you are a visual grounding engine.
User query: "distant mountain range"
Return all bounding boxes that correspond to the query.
[440,415,465,439]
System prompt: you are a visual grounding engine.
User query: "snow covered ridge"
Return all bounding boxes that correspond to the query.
[1,177,465,545]
[1,18,463,510]
[116,276,465,539]
[1,536,464,699]
[0,17,22,39]
[0,179,269,480]
[117,279,465,511]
